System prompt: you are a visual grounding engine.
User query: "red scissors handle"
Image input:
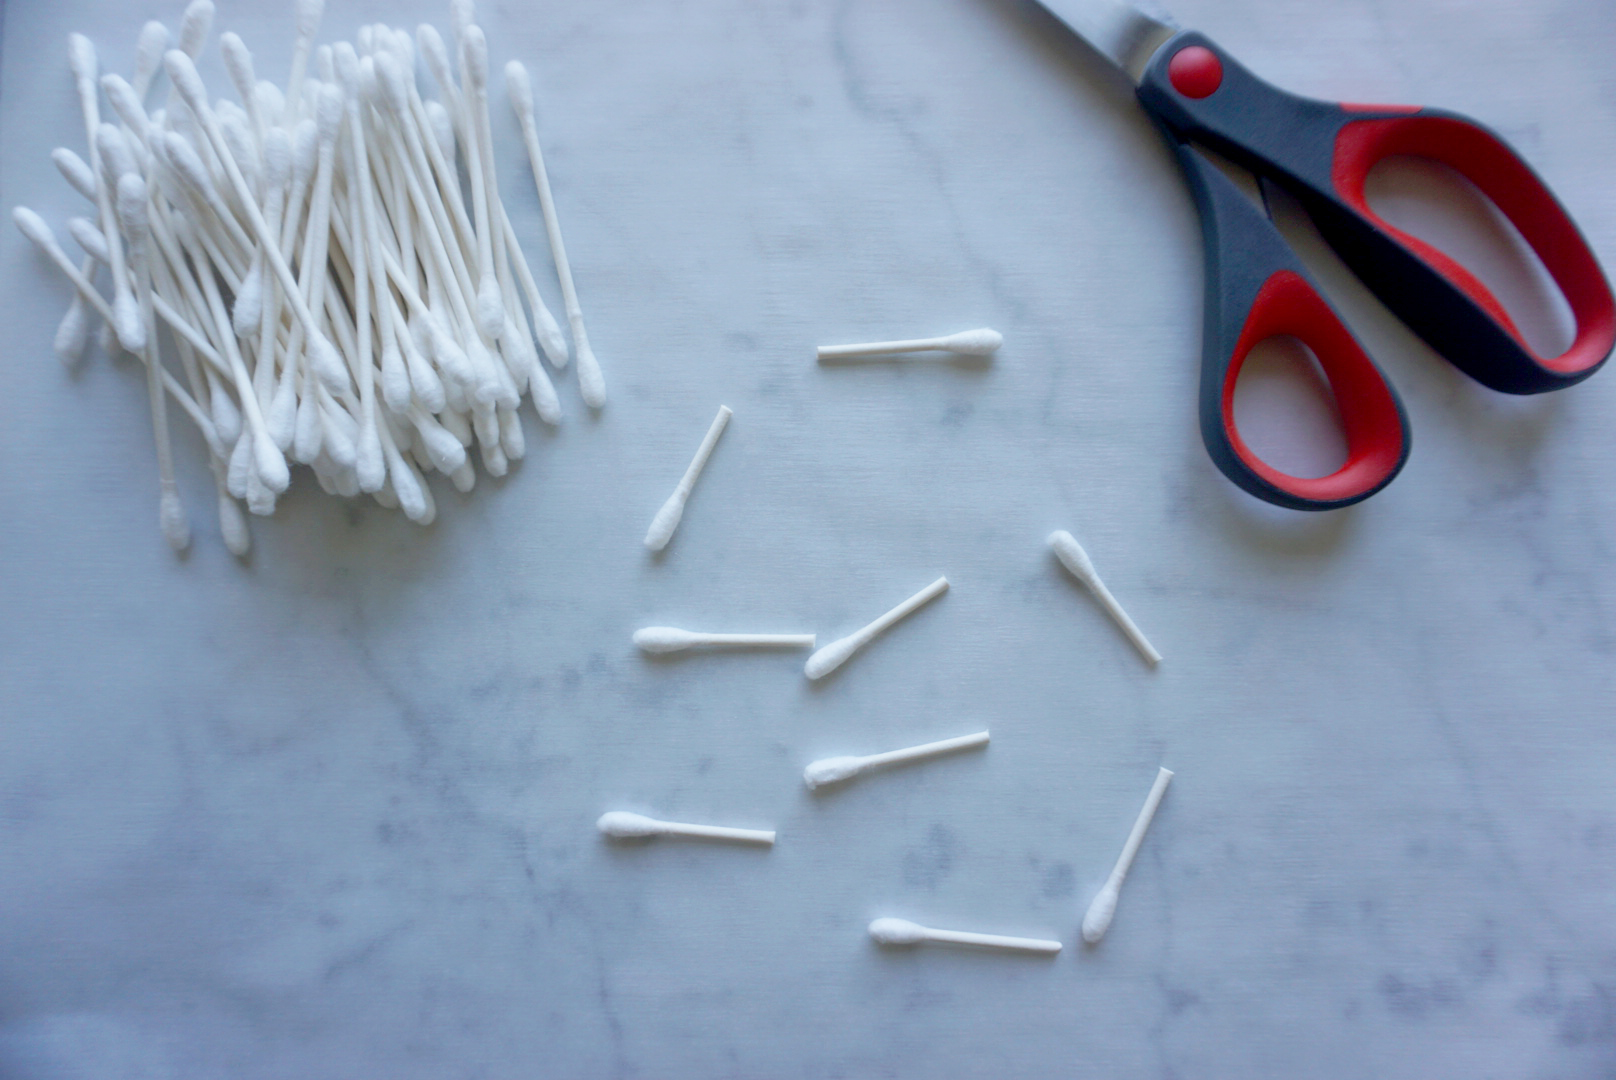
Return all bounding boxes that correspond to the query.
[1139,32,1616,396]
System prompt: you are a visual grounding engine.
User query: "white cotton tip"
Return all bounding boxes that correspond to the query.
[115,173,148,241]
[226,433,252,498]
[210,380,242,445]
[178,1,215,58]
[504,60,533,119]
[256,81,286,129]
[944,327,1003,355]
[372,51,409,114]
[392,461,428,522]
[220,113,260,185]
[577,343,606,409]
[54,298,92,365]
[112,291,146,354]
[356,421,385,493]
[642,493,686,552]
[450,0,476,38]
[311,334,351,393]
[868,918,928,946]
[356,24,375,57]
[290,119,318,184]
[333,42,359,94]
[262,127,292,190]
[596,812,660,839]
[163,50,207,112]
[315,83,344,143]
[357,55,380,106]
[425,100,455,163]
[293,390,323,463]
[219,33,256,103]
[803,636,863,681]
[499,406,525,460]
[527,357,561,425]
[416,419,466,474]
[13,206,56,249]
[296,0,325,40]
[480,441,508,477]
[231,264,263,337]
[316,44,335,82]
[164,132,217,203]
[159,490,191,552]
[67,217,108,264]
[97,322,118,357]
[1081,883,1119,944]
[476,278,503,340]
[266,376,297,451]
[450,460,475,491]
[52,148,97,203]
[803,757,865,790]
[416,24,453,92]
[67,33,97,84]
[631,627,699,653]
[430,322,475,384]
[134,22,170,89]
[1048,529,1097,583]
[218,492,250,556]
[381,344,412,412]
[462,25,489,90]
[102,75,149,139]
[245,469,277,516]
[404,346,446,414]
[254,433,290,493]
[95,125,136,184]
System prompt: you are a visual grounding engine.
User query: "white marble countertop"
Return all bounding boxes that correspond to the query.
[2,0,1614,1076]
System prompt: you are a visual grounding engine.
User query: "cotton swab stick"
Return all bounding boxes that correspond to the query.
[644,405,732,551]
[633,627,816,654]
[597,811,775,846]
[1048,530,1161,666]
[868,918,1061,955]
[506,59,605,407]
[803,730,988,790]
[804,576,948,680]
[816,328,1002,361]
[1082,766,1173,944]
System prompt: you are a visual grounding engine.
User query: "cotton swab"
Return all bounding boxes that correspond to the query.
[506,59,605,407]
[816,328,1002,361]
[803,730,988,790]
[1082,766,1173,944]
[644,405,732,551]
[596,811,775,846]
[868,918,1061,956]
[1048,530,1161,666]
[633,627,816,654]
[69,35,143,355]
[804,576,948,680]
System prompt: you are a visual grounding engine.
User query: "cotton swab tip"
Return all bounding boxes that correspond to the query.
[13,206,55,248]
[803,635,861,681]
[295,0,325,39]
[160,491,191,552]
[177,1,215,58]
[943,327,1003,355]
[52,148,97,203]
[631,626,697,653]
[162,50,207,111]
[803,756,864,790]
[505,59,534,118]
[643,493,686,551]
[597,811,662,838]
[54,300,91,365]
[463,25,489,89]
[67,33,97,83]
[112,292,145,354]
[1081,883,1119,943]
[477,278,504,340]
[1048,529,1096,582]
[868,918,928,945]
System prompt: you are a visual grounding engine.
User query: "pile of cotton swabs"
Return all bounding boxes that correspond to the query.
[14,0,605,555]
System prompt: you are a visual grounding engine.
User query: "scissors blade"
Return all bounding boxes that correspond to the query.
[1033,0,1179,82]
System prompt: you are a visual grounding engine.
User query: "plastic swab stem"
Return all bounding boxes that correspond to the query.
[804,730,989,790]
[804,576,949,680]
[1082,766,1173,944]
[633,627,815,653]
[644,405,732,551]
[596,811,774,846]
[817,327,1002,360]
[868,918,1060,955]
[1048,530,1161,666]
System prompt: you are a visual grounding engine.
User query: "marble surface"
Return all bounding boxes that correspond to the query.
[2,0,1615,1076]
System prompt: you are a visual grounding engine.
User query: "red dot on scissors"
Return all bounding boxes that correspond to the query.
[1168,45,1223,99]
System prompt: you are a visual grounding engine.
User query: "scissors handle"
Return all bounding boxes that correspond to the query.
[1170,139,1410,510]
[1137,32,1616,395]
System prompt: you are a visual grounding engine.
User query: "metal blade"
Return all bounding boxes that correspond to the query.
[1034,0,1178,82]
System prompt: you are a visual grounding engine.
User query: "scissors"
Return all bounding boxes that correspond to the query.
[1033,0,1616,510]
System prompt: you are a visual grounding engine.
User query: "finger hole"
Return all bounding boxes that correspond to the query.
[1231,334,1347,479]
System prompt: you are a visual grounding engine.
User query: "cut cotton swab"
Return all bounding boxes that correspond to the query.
[633,627,816,654]
[868,917,1060,955]
[1048,530,1161,666]
[817,328,1002,361]
[645,405,731,551]
[805,576,948,680]
[804,730,988,790]
[596,811,775,846]
[1082,766,1173,944]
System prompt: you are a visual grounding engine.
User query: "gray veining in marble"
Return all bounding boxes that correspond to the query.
[1,0,1614,1076]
